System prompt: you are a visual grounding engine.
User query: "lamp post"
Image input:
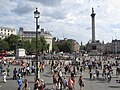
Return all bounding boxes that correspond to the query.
[34,7,40,79]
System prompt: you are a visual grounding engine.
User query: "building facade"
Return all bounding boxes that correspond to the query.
[86,39,120,54]
[56,39,80,52]
[67,39,80,52]
[18,27,52,52]
[112,39,120,54]
[103,39,120,54]
[104,42,112,54]
[0,27,16,39]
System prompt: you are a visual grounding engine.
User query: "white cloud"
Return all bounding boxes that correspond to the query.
[0,0,120,44]
[28,0,62,7]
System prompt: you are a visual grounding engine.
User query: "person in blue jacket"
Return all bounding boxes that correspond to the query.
[17,75,22,90]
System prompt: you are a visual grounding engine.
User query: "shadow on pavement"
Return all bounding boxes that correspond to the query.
[7,77,13,80]
[97,78,104,81]
[94,78,106,83]
[96,81,106,83]
[45,82,53,85]
[84,77,106,83]
[83,78,90,80]
[28,81,35,83]
[43,74,51,77]
[45,89,51,90]
[0,81,4,83]
[108,86,120,88]
[112,76,118,78]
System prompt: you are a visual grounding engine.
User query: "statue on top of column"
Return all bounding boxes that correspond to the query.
[92,7,94,13]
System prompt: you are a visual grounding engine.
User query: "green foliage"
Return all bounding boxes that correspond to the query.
[52,43,59,52]
[39,36,47,52]
[56,40,73,53]
[4,34,20,50]
[0,39,10,51]
[23,40,31,52]
[0,35,49,53]
[52,37,59,52]
[30,38,36,52]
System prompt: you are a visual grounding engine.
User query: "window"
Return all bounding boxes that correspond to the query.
[8,30,9,32]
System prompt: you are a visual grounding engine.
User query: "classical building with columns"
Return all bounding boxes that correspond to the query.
[18,27,52,52]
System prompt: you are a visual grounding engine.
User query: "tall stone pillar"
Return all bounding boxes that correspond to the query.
[91,7,96,43]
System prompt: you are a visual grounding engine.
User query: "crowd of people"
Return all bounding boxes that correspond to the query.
[0,55,120,90]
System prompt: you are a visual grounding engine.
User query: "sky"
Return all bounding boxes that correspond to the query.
[0,0,120,45]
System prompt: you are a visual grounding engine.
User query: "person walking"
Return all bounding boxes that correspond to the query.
[78,76,84,90]
[2,70,7,83]
[96,68,100,79]
[17,76,22,90]
[89,70,93,80]
[6,65,10,76]
[34,79,40,90]
[13,68,17,80]
[56,79,61,90]
[39,79,46,90]
[53,72,58,89]
[68,78,74,90]
[62,77,68,89]
[22,79,28,90]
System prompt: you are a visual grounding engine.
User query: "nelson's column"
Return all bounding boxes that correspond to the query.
[86,8,104,55]
[91,7,96,43]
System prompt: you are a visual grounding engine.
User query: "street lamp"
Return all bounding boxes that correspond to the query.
[34,7,40,79]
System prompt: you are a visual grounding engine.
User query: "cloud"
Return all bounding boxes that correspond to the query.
[42,7,66,20]
[0,0,120,44]
[11,2,33,15]
[28,0,62,7]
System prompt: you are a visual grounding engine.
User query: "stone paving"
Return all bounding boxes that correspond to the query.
[0,59,120,90]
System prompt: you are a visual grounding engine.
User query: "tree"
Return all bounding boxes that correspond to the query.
[52,42,59,52]
[0,39,9,51]
[23,40,31,52]
[57,40,72,53]
[26,37,48,54]
[30,38,36,52]
[4,34,20,51]
[38,36,48,53]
